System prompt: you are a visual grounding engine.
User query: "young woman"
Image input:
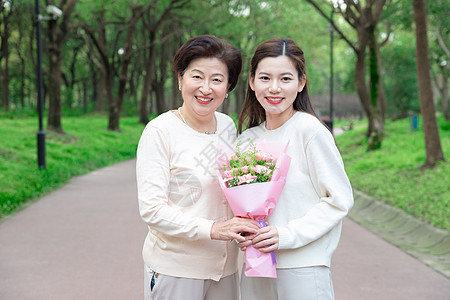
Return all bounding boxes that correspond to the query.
[136,35,260,300]
[237,38,354,300]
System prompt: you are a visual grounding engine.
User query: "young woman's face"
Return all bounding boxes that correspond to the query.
[250,55,305,120]
[179,57,228,118]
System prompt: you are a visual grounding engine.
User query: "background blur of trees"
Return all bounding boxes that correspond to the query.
[0,0,448,133]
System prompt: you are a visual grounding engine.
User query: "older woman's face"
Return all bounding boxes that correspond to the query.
[179,57,228,118]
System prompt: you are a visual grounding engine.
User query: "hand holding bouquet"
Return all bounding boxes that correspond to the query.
[218,141,291,278]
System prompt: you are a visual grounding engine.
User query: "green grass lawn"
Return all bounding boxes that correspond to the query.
[0,116,145,219]
[335,115,449,230]
[1,114,448,231]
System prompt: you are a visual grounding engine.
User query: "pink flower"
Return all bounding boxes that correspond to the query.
[223,170,234,179]
[231,154,238,161]
[241,166,249,173]
[224,176,235,183]
[251,165,270,175]
[238,174,257,185]
[256,152,273,161]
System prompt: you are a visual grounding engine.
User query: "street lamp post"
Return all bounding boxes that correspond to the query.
[35,0,46,169]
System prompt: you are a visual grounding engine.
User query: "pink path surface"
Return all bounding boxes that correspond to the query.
[1,160,448,299]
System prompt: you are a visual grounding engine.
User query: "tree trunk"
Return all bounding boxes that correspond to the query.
[353,28,372,128]
[16,38,26,108]
[235,74,246,114]
[171,70,180,109]
[367,28,385,151]
[348,24,387,151]
[305,0,387,150]
[154,80,165,114]
[108,6,143,131]
[437,64,449,121]
[139,31,156,125]
[45,0,78,133]
[20,57,26,108]
[170,37,180,110]
[104,70,117,129]
[0,55,8,110]
[96,70,105,111]
[0,8,10,111]
[84,14,119,129]
[443,76,449,121]
[47,46,63,133]
[153,64,166,115]
[171,33,185,110]
[374,35,387,122]
[153,35,171,115]
[412,0,445,167]
[82,80,87,111]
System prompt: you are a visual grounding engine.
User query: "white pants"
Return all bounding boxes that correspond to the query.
[144,265,239,300]
[240,266,334,300]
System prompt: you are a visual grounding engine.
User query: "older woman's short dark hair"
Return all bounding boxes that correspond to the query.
[172,35,242,92]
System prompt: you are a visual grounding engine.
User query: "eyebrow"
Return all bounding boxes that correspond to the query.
[190,68,225,78]
[258,71,294,76]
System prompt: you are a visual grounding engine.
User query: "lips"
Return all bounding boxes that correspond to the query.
[266,97,283,104]
[195,96,213,104]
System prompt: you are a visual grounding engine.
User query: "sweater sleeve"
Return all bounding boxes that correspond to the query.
[277,129,354,250]
[136,124,214,241]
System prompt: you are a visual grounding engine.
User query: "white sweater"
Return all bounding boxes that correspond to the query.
[239,112,353,268]
[136,110,238,281]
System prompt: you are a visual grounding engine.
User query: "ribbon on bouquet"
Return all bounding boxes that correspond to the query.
[257,220,277,265]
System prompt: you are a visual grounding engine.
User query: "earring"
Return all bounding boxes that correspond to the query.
[178,86,181,91]
[226,93,229,98]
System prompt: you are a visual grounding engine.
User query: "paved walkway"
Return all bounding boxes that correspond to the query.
[0,160,449,299]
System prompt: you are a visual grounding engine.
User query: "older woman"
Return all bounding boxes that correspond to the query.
[136,35,259,300]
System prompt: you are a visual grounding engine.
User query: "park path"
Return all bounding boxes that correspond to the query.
[0,159,449,299]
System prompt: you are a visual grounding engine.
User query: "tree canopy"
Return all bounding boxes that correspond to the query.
[0,0,448,139]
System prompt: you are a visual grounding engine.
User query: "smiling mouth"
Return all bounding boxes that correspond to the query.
[266,97,283,104]
[195,96,213,103]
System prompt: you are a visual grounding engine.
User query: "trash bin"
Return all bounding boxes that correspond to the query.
[320,117,333,133]
[410,115,419,131]
[324,120,333,133]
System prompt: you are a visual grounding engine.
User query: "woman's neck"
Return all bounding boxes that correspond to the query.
[265,108,296,130]
[177,107,217,135]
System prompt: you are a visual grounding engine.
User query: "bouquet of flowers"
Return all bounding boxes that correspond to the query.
[218,141,291,278]
[221,142,276,188]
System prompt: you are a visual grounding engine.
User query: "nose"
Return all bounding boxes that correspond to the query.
[269,81,281,93]
[199,80,212,94]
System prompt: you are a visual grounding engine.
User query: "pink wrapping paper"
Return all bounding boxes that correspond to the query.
[218,143,291,278]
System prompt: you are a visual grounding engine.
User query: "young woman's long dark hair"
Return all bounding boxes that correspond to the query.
[238,38,319,133]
